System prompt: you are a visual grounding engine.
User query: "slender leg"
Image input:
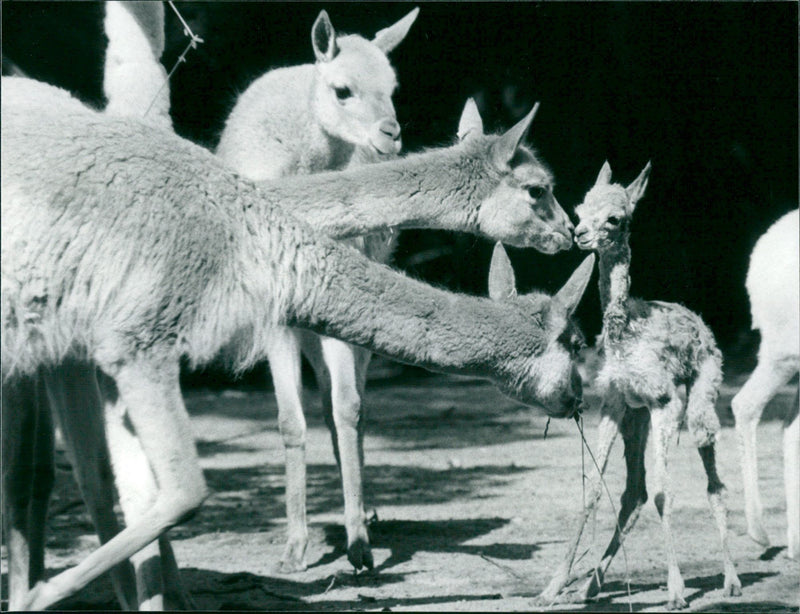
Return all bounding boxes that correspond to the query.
[698,444,742,596]
[580,407,650,600]
[28,374,55,591]
[43,361,138,610]
[21,356,207,611]
[537,390,625,605]
[650,398,687,610]
[320,336,373,570]
[267,326,309,573]
[731,359,796,548]
[784,386,799,559]
[3,376,39,610]
[100,370,168,610]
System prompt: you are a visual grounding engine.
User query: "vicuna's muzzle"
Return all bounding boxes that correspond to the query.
[371,117,402,154]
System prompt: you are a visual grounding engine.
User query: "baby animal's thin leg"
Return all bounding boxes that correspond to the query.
[697,444,741,596]
[581,407,650,600]
[537,392,626,605]
[650,399,687,610]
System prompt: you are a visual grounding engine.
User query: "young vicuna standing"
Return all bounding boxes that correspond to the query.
[731,208,799,560]
[538,161,741,609]
[217,8,416,572]
[2,76,588,610]
[218,6,573,573]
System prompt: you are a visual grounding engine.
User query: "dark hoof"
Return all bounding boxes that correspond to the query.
[347,539,374,570]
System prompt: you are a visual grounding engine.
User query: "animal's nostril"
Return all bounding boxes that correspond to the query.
[380,119,401,140]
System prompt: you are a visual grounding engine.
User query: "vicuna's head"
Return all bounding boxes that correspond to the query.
[456,99,574,253]
[310,8,418,156]
[488,243,593,418]
[574,160,652,252]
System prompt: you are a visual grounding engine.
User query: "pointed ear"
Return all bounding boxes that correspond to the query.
[312,10,338,62]
[596,160,612,186]
[457,98,484,142]
[491,102,539,168]
[552,254,595,317]
[625,161,652,209]
[373,7,419,53]
[488,242,517,301]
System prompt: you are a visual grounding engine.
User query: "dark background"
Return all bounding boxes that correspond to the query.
[3,2,797,377]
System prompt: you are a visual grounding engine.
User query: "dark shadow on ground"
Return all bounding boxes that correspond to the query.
[44,461,536,549]
[314,517,545,573]
[27,566,517,612]
[178,463,532,541]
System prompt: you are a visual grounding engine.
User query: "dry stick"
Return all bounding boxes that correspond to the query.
[143,1,204,118]
[573,417,633,613]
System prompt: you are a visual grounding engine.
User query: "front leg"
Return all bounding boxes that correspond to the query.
[580,407,650,601]
[319,336,373,571]
[650,398,687,610]
[267,326,309,573]
[537,393,625,605]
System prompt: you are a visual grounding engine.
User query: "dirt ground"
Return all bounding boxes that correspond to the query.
[2,357,798,612]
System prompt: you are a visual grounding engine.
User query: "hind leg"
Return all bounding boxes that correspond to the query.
[2,376,44,610]
[698,444,742,596]
[784,386,799,559]
[44,361,139,610]
[580,407,650,600]
[731,359,795,549]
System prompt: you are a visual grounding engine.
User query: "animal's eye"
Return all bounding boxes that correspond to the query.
[527,186,547,200]
[572,335,586,354]
[607,216,620,226]
[334,86,352,101]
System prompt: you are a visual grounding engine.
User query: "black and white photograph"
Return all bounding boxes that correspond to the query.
[1,2,798,611]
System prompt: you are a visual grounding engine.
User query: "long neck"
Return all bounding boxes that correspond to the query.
[256,142,489,239]
[597,241,631,340]
[272,227,542,378]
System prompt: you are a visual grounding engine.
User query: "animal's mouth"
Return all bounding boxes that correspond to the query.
[370,134,402,155]
[575,237,595,250]
[536,230,573,254]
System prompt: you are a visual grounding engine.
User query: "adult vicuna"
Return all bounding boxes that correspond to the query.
[3,75,574,608]
[2,75,590,610]
[3,4,185,611]
[538,161,741,609]
[217,7,417,572]
[731,208,799,560]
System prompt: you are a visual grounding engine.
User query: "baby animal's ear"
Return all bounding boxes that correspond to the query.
[312,10,338,63]
[488,242,517,301]
[491,103,539,169]
[626,161,652,210]
[595,160,613,186]
[373,7,419,54]
[457,98,484,142]
[552,254,595,317]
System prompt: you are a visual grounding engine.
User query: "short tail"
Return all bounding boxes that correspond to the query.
[686,350,724,448]
[103,1,172,128]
